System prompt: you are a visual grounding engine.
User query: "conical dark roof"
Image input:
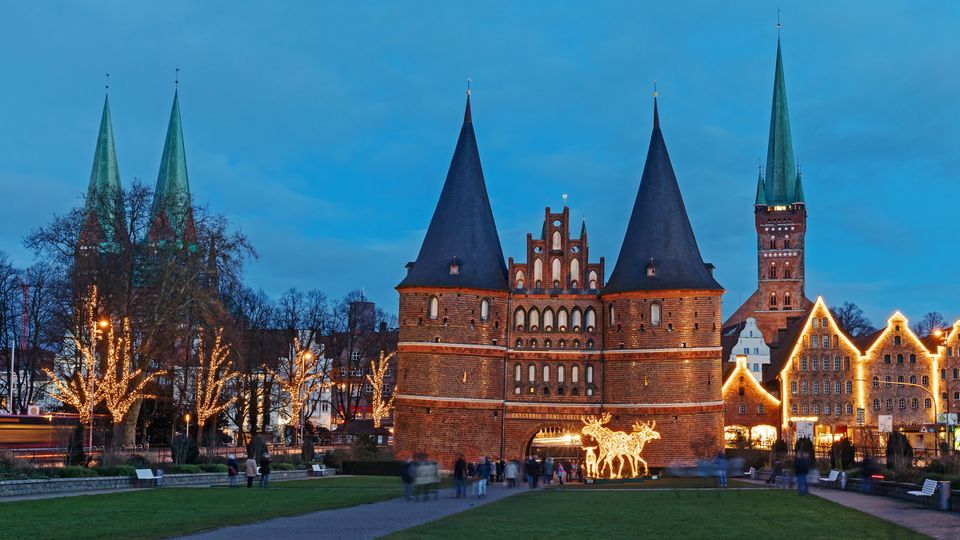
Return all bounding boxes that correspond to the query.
[398,95,508,291]
[603,99,722,294]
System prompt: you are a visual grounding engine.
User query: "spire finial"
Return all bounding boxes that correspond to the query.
[777,8,782,35]
[562,193,568,207]
[105,73,110,92]
[652,84,660,130]
[466,77,471,96]
[653,80,658,98]
[175,67,180,89]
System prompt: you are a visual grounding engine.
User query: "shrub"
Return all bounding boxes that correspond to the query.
[829,438,855,470]
[341,461,406,476]
[885,432,913,470]
[0,451,36,480]
[125,454,153,468]
[199,464,228,473]
[724,449,769,470]
[323,449,350,469]
[272,462,295,471]
[58,466,99,478]
[94,465,137,477]
[301,440,315,463]
[170,435,199,465]
[161,464,202,474]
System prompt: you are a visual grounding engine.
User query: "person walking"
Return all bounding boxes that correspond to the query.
[467,461,477,496]
[543,457,554,486]
[259,452,272,489]
[245,456,257,488]
[557,463,566,485]
[227,454,239,487]
[504,459,517,488]
[454,454,468,499]
[766,459,784,485]
[496,458,505,483]
[401,458,415,501]
[525,457,536,489]
[715,452,728,488]
[794,451,810,496]
[476,457,491,498]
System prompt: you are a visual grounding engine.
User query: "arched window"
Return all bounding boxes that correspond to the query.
[557,308,568,330]
[922,375,929,386]
[784,235,791,249]
[884,376,892,388]
[909,354,916,364]
[572,339,580,349]
[543,365,550,382]
[586,365,594,384]
[428,296,439,319]
[650,302,662,327]
[586,339,594,350]
[572,308,582,330]
[530,339,537,349]
[769,293,777,308]
[558,365,565,383]
[559,339,566,349]
[845,380,853,394]
[585,308,596,331]
[872,376,879,388]
[533,259,543,286]
[784,293,792,307]
[515,271,525,289]
[768,262,777,279]
[544,339,552,349]
[572,365,579,383]
[783,262,792,279]
[552,230,562,250]
[529,308,540,331]
[909,375,917,384]
[480,299,490,321]
[543,308,554,331]
[588,270,598,289]
[528,364,536,382]
[570,259,580,286]
[551,258,561,287]
[769,235,776,249]
[897,354,904,364]
[515,338,523,348]
[608,304,615,325]
[514,364,521,382]
[514,308,526,331]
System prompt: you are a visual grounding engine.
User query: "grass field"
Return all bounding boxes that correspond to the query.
[552,477,753,489]
[387,489,926,539]
[0,475,405,540]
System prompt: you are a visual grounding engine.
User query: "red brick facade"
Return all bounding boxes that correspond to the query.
[395,207,724,469]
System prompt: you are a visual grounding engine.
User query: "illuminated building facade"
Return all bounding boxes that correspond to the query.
[394,92,724,469]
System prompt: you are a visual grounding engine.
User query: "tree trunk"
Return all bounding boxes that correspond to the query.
[120,398,142,447]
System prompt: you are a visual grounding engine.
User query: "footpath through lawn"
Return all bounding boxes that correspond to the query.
[386,488,927,539]
[0,475,405,540]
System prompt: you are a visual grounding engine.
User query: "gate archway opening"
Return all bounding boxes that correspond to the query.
[526,426,583,460]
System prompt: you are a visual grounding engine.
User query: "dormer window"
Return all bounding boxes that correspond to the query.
[449,257,460,275]
[646,258,657,278]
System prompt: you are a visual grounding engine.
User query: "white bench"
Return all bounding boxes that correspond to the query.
[311,464,333,477]
[819,470,840,483]
[135,468,158,487]
[907,479,938,498]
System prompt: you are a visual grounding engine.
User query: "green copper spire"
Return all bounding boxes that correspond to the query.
[85,94,124,247]
[754,166,767,205]
[763,39,803,205]
[149,90,194,246]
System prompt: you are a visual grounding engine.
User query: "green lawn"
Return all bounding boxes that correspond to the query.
[0,475,405,540]
[387,489,926,540]
[552,477,753,489]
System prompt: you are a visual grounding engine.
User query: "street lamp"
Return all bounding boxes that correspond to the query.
[185,413,191,439]
[300,351,312,445]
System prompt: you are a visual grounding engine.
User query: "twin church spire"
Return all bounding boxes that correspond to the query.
[757,38,805,206]
[81,86,195,251]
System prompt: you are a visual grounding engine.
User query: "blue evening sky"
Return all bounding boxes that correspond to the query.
[0,1,957,326]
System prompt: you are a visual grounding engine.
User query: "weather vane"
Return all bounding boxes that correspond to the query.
[175,67,180,88]
[653,80,658,98]
[466,77,471,96]
[777,8,782,34]
[105,73,110,91]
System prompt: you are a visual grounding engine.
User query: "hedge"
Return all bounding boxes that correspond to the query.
[161,464,203,474]
[341,461,406,476]
[94,465,137,477]
[271,463,295,471]
[198,464,228,473]
[57,466,99,478]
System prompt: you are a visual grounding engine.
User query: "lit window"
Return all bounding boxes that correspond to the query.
[428,296,439,319]
[651,303,662,327]
[514,386,521,395]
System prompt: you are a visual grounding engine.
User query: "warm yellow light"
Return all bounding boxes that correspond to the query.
[304,352,314,361]
[933,329,943,338]
[185,413,190,422]
[98,319,109,329]
[580,414,660,479]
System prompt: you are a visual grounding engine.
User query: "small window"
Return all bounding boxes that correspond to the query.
[528,364,536,382]
[514,386,521,395]
[845,380,852,394]
[585,308,596,331]
[588,271,598,289]
[909,354,916,364]
[651,302,662,327]
[922,375,929,386]
[515,271,525,288]
[757,404,764,414]
[738,403,746,414]
[608,304,615,325]
[769,293,777,308]
[897,354,904,364]
[558,365,565,383]
[911,398,919,409]
[884,376,892,388]
[801,381,808,394]
[846,404,853,415]
[872,376,879,388]
[543,365,550,382]
[514,363,521,382]
[790,380,797,394]
[428,296,439,319]
[898,398,906,409]
[480,299,490,321]
[514,308,526,331]
[925,398,932,408]
[586,365,594,384]
[894,336,901,346]
[873,399,880,410]
[572,365,579,383]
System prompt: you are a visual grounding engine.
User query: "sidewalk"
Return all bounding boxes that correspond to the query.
[811,487,960,540]
[181,483,523,540]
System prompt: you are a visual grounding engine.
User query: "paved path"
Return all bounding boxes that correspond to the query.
[810,487,960,540]
[182,484,523,540]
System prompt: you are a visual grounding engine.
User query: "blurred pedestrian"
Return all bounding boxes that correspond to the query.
[496,458,505,483]
[505,459,518,488]
[401,458,416,501]
[715,452,728,488]
[766,459,783,485]
[543,457,554,485]
[227,454,239,487]
[557,462,566,485]
[794,452,810,496]
[477,457,491,498]
[245,456,257,488]
[861,455,875,495]
[259,452,272,488]
[454,454,467,499]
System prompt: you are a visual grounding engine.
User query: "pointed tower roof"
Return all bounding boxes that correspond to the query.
[85,94,124,246]
[398,94,508,291]
[603,99,722,294]
[762,39,803,205]
[754,167,767,205]
[149,90,195,245]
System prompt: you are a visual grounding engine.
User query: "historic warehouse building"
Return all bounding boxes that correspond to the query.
[393,90,725,468]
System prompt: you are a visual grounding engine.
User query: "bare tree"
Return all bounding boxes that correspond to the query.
[830,302,877,337]
[194,327,237,445]
[366,352,395,428]
[913,312,946,338]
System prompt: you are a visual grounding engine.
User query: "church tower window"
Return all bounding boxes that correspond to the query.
[480,299,490,321]
[428,296,439,319]
[650,302,662,327]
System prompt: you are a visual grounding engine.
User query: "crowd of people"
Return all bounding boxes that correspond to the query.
[402,454,584,502]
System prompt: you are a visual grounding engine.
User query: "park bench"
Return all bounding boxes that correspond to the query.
[311,464,333,477]
[906,479,938,499]
[135,468,159,487]
[818,470,840,485]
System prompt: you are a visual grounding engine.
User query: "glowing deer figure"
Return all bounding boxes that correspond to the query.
[581,414,634,479]
[627,420,661,477]
[583,446,599,478]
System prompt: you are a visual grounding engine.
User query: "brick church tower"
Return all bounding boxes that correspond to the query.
[600,97,725,464]
[725,38,811,344]
[394,92,510,463]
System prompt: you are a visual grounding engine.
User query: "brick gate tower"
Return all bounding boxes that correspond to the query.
[725,38,811,344]
[600,97,725,465]
[394,92,510,464]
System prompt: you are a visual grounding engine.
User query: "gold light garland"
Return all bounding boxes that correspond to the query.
[194,328,237,432]
[265,337,325,428]
[366,351,395,428]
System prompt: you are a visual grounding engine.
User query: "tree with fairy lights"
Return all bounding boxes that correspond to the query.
[266,336,328,443]
[193,328,238,445]
[366,351,395,429]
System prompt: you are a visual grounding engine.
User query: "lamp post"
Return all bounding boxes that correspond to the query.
[185,413,191,439]
[300,351,312,446]
[90,318,110,451]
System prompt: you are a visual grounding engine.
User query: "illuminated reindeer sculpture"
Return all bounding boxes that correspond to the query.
[580,414,661,478]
